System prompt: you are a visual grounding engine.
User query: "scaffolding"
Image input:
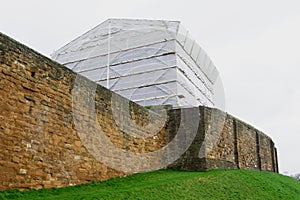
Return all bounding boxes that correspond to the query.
[51,19,219,108]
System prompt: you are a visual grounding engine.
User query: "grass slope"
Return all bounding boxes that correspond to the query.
[0,169,299,200]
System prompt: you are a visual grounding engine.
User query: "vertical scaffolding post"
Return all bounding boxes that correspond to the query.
[106,20,111,89]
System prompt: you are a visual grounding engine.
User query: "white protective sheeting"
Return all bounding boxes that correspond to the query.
[51,19,220,108]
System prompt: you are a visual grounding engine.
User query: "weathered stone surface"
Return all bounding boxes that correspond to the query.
[0,32,278,191]
[167,108,278,173]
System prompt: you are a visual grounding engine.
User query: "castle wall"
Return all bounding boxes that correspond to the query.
[169,107,278,173]
[0,33,168,190]
[0,33,278,190]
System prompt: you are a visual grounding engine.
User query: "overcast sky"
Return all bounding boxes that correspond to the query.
[1,0,299,174]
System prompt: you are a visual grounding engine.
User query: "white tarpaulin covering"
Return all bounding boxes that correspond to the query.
[51,19,219,108]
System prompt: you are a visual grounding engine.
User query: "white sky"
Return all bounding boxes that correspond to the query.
[1,0,299,174]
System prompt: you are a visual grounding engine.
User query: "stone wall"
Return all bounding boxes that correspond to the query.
[0,32,278,190]
[168,107,279,173]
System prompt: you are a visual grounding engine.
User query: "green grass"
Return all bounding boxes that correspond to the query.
[0,169,299,200]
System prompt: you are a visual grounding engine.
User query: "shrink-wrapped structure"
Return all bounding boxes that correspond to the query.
[52,19,219,108]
